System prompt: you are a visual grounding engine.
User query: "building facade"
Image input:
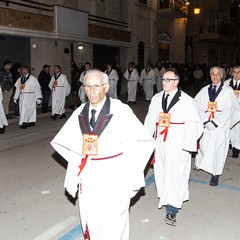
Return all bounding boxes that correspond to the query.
[186,0,240,65]
[0,0,187,80]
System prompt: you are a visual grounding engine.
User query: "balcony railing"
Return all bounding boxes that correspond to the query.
[158,0,188,15]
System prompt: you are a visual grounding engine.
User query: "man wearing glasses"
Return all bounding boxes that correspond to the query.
[195,66,240,186]
[225,65,240,158]
[51,70,155,240]
[144,69,203,226]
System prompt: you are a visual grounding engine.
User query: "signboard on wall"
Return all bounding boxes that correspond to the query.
[54,6,88,36]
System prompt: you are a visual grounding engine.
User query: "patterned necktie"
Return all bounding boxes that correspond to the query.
[90,109,96,129]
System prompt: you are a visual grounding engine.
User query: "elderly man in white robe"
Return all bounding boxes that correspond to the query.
[144,68,203,226]
[105,63,119,98]
[0,87,8,133]
[51,70,155,240]
[14,65,42,129]
[49,65,71,120]
[195,66,240,186]
[123,62,139,105]
[225,65,240,158]
[139,63,156,102]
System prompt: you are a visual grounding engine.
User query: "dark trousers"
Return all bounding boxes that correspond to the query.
[41,89,51,113]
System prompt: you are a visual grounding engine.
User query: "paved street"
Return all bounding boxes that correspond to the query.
[0,92,240,240]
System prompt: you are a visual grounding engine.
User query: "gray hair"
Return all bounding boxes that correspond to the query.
[83,69,109,84]
[210,66,223,78]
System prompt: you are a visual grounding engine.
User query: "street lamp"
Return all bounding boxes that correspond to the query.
[194,7,200,15]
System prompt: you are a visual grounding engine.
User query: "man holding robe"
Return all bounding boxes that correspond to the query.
[51,70,155,240]
[224,65,240,158]
[48,65,71,120]
[144,69,203,226]
[194,66,240,186]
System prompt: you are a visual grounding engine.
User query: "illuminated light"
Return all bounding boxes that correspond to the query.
[194,8,201,14]
[78,45,84,50]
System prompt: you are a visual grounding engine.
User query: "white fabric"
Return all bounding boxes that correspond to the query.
[154,67,166,93]
[78,70,91,103]
[105,69,119,98]
[49,74,71,115]
[123,68,139,102]
[144,91,203,209]
[14,75,42,125]
[225,79,240,150]
[194,84,240,175]
[139,68,155,101]
[0,88,8,128]
[51,98,155,240]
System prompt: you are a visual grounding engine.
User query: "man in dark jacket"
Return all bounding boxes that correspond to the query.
[38,64,51,113]
[0,60,13,117]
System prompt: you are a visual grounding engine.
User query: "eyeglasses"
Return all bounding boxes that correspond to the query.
[83,83,106,91]
[162,78,179,82]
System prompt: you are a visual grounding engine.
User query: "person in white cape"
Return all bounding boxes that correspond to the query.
[13,65,42,129]
[51,70,155,240]
[224,65,240,158]
[0,87,8,133]
[194,66,240,186]
[144,68,203,226]
[48,65,71,120]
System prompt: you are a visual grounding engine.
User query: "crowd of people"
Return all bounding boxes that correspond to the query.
[50,63,239,239]
[0,61,72,131]
[0,59,240,239]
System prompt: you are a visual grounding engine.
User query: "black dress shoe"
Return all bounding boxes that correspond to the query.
[232,147,240,158]
[59,113,66,119]
[210,175,219,186]
[51,114,58,120]
[0,125,6,134]
[165,214,176,226]
[27,122,35,127]
[19,123,27,129]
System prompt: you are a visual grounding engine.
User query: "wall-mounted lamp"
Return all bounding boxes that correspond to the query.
[32,44,37,48]
[78,45,84,50]
[194,8,201,15]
